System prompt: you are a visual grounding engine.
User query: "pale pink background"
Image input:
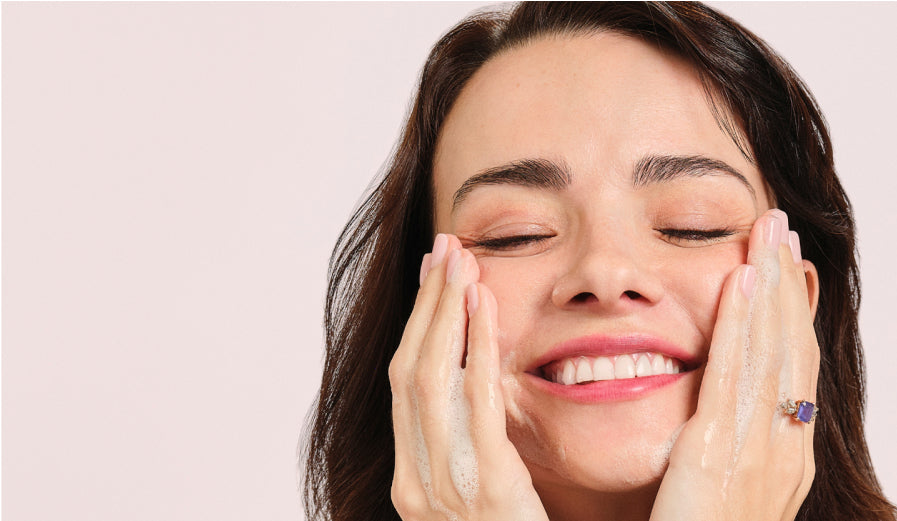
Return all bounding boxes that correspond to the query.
[3,3,894,520]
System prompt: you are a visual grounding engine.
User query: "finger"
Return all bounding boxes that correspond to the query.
[742,209,788,429]
[464,283,511,470]
[393,234,464,454]
[394,234,460,373]
[419,248,480,369]
[742,211,810,499]
[414,248,481,513]
[390,391,432,520]
[778,229,820,498]
[389,233,462,518]
[778,230,819,403]
[692,263,754,424]
[673,263,755,473]
[709,210,803,519]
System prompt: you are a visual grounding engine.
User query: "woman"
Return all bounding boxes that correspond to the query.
[302,3,895,520]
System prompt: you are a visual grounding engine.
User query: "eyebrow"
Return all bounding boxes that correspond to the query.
[451,158,573,211]
[450,153,755,211]
[633,154,756,200]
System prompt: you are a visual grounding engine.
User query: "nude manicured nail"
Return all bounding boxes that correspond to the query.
[466,283,479,316]
[765,216,782,249]
[431,233,448,266]
[419,253,432,286]
[789,231,802,264]
[741,265,757,299]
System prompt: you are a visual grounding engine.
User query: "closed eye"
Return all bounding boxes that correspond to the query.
[657,228,735,244]
[471,234,554,251]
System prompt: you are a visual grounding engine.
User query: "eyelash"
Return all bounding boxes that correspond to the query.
[656,228,736,243]
[472,234,553,251]
[472,228,735,251]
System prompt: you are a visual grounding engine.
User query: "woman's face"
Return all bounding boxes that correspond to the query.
[432,33,771,501]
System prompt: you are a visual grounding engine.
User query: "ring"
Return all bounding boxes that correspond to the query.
[779,398,818,424]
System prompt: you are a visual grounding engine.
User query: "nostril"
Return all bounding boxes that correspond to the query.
[572,292,595,303]
[624,290,642,300]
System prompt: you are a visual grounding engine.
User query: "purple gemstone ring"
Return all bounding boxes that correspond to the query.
[779,398,819,424]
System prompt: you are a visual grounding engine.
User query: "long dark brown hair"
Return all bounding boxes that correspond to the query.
[301,3,895,520]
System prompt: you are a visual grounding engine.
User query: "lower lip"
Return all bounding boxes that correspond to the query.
[525,371,688,403]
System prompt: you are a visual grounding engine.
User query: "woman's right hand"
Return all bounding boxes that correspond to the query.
[388,234,550,521]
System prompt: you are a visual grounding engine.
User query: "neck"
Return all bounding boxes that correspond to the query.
[536,481,660,521]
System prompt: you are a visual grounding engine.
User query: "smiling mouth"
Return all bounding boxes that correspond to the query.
[539,353,686,385]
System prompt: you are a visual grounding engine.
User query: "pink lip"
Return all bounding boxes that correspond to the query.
[525,333,699,403]
[525,372,689,403]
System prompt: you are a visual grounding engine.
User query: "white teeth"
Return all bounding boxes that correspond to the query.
[561,359,576,385]
[635,354,653,377]
[546,352,686,384]
[576,356,594,384]
[614,355,636,379]
[651,354,666,374]
[575,357,593,384]
[592,357,615,381]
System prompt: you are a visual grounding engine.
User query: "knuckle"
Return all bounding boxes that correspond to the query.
[389,355,411,390]
[797,455,816,495]
[391,481,429,520]
[807,342,821,368]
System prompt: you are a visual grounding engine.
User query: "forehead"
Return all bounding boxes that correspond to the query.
[432,32,765,222]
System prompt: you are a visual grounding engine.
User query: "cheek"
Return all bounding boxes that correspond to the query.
[476,257,556,352]
[664,246,747,340]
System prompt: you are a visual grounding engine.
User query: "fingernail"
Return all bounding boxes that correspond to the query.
[431,233,448,266]
[741,265,757,299]
[773,209,789,245]
[419,253,432,286]
[446,249,462,280]
[788,231,802,264]
[466,283,479,316]
[765,216,782,249]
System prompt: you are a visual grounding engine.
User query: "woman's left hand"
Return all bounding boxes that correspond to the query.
[650,209,819,521]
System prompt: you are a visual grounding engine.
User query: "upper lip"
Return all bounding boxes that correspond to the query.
[526,333,699,375]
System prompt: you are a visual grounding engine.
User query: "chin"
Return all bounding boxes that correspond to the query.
[506,366,701,495]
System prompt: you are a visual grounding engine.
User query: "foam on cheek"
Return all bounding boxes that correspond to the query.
[498,352,529,429]
[494,355,554,521]
[500,351,561,468]
[649,421,685,475]
[499,355,530,435]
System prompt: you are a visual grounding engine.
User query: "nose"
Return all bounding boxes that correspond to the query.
[550,231,664,314]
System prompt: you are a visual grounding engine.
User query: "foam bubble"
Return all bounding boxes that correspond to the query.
[733,252,781,452]
[649,421,685,474]
[447,363,479,505]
